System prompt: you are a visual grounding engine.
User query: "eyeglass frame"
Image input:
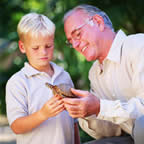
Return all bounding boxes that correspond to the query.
[65,17,94,48]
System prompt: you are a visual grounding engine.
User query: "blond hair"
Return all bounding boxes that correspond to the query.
[17,13,55,41]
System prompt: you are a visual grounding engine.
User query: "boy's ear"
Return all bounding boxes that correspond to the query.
[92,14,105,31]
[18,40,25,53]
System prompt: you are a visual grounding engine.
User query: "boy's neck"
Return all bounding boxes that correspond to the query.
[29,63,54,77]
[44,64,54,77]
[47,65,54,77]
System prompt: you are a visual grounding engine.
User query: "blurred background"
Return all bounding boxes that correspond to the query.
[0,0,144,143]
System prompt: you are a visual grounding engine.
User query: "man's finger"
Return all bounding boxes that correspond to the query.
[71,88,89,98]
[63,97,81,105]
[67,111,84,118]
[64,103,79,111]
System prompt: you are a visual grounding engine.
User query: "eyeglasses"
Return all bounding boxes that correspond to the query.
[65,17,93,48]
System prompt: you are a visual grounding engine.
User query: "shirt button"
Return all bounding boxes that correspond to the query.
[96,68,101,74]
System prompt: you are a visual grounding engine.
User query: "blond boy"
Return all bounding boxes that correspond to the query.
[6,13,80,144]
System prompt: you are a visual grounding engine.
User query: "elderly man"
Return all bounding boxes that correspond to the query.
[63,4,144,144]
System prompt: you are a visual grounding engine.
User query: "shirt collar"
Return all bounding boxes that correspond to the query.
[106,30,127,63]
[21,62,64,78]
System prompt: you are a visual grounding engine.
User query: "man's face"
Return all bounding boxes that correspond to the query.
[19,33,54,71]
[64,10,101,61]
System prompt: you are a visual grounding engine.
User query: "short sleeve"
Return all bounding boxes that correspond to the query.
[6,76,28,125]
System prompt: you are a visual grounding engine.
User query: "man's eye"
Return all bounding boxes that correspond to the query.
[76,32,81,39]
[73,30,81,40]
[46,45,52,48]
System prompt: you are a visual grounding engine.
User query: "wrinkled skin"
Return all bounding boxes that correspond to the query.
[63,88,100,118]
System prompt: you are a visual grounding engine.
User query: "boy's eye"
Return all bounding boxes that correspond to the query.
[32,47,39,50]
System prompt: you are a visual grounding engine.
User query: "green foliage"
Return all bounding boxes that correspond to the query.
[79,126,94,143]
[0,0,144,142]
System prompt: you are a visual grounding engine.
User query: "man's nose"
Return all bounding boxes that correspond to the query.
[72,39,80,49]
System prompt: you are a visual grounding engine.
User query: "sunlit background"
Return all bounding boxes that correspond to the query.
[0,0,144,142]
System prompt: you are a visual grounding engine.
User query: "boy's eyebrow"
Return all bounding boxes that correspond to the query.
[31,43,53,47]
[31,44,39,47]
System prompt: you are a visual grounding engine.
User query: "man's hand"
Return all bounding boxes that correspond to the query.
[63,88,100,118]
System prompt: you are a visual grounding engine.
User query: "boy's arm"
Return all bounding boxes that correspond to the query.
[11,94,64,134]
[74,122,81,144]
[11,110,46,134]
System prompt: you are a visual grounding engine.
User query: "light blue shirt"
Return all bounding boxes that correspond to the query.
[6,62,75,144]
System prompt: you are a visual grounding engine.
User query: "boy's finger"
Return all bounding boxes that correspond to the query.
[53,103,65,112]
[54,94,63,99]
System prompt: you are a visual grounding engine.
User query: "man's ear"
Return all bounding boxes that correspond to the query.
[92,14,105,31]
[18,40,25,53]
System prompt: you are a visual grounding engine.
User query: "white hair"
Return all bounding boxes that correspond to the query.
[64,4,114,31]
[17,13,55,41]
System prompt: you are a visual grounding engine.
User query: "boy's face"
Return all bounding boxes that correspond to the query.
[19,33,54,72]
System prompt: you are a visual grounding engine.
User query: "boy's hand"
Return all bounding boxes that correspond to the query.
[10,94,64,134]
[39,94,64,120]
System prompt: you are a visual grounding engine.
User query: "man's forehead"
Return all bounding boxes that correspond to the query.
[67,10,87,22]
[64,10,88,31]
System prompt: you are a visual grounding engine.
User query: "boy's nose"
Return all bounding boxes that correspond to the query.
[41,48,47,55]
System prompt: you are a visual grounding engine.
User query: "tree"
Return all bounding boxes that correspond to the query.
[0,0,144,142]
